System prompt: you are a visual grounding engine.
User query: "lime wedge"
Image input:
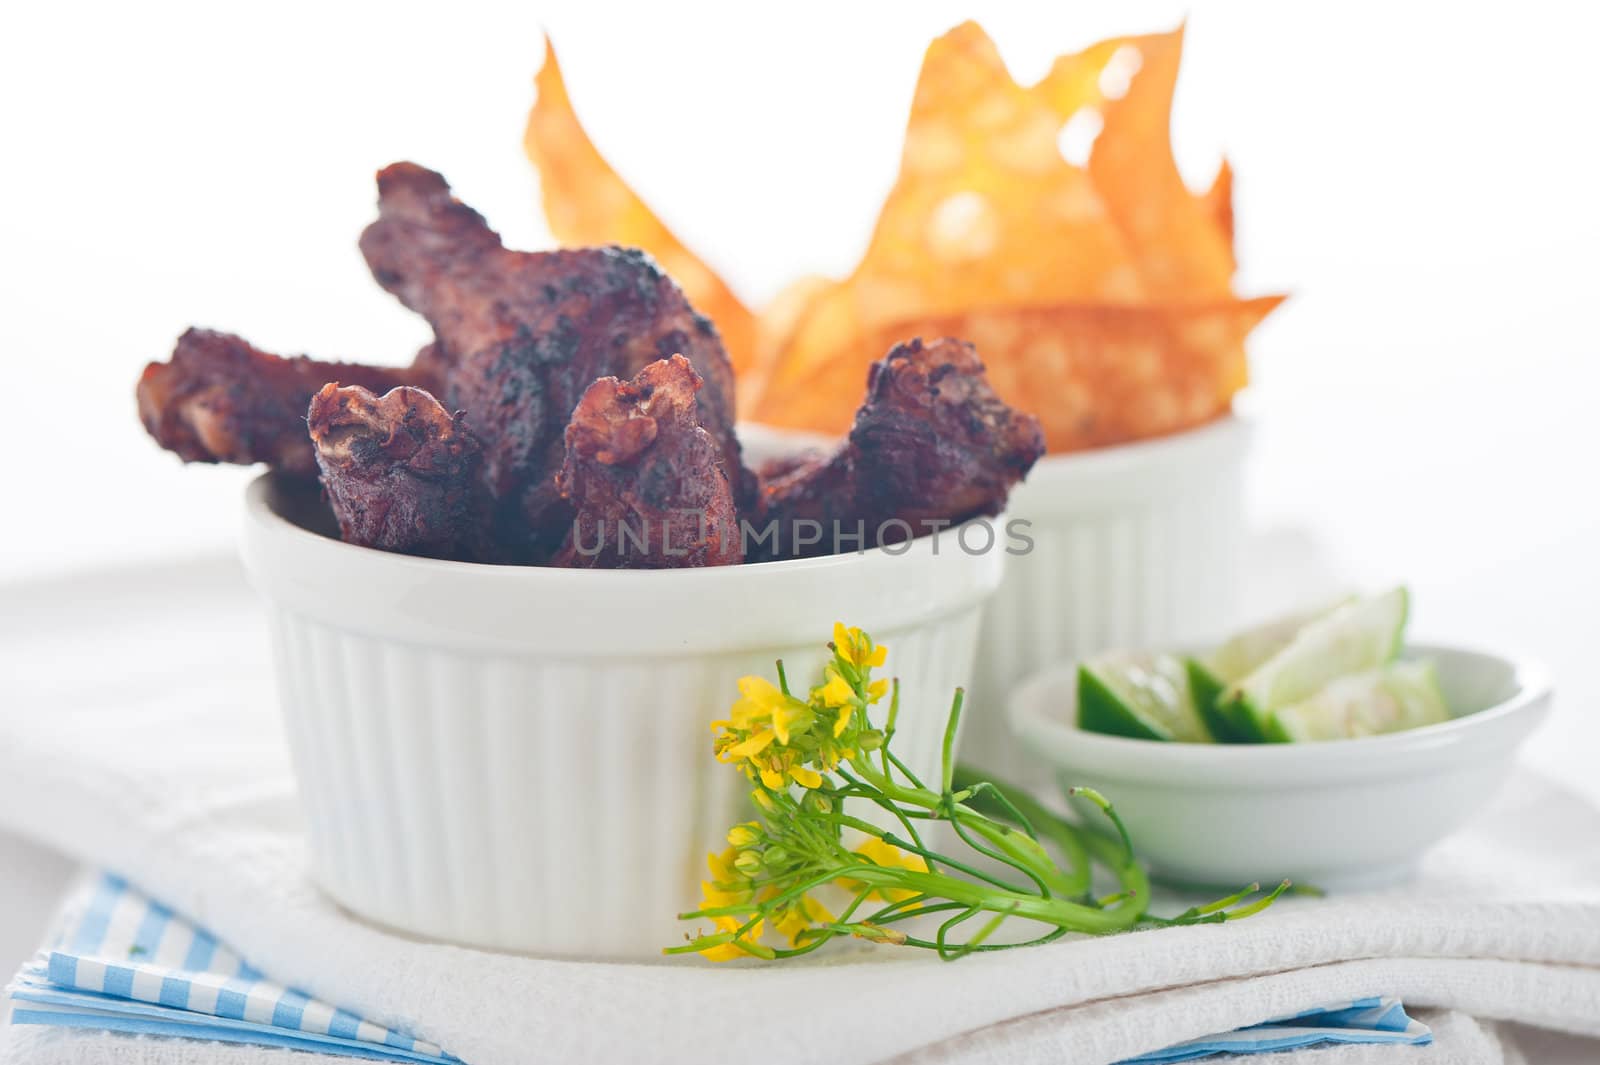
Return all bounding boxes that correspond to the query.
[1206,596,1354,682]
[1222,587,1410,741]
[1183,658,1254,742]
[1079,654,1214,743]
[1188,597,1353,743]
[1268,659,1449,741]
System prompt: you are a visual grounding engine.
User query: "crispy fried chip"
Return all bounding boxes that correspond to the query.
[525,23,1282,450]
[743,22,1281,439]
[769,297,1283,451]
[1083,26,1236,301]
[1203,159,1236,269]
[747,24,1136,418]
[525,39,758,372]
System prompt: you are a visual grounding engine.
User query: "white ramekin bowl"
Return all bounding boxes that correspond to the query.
[239,473,1004,960]
[962,414,1253,783]
[1009,643,1552,889]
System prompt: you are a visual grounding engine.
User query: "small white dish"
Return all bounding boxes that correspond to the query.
[1008,643,1552,889]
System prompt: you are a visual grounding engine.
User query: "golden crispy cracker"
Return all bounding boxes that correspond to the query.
[749,23,1146,419]
[766,297,1283,448]
[1204,158,1235,255]
[525,39,758,371]
[527,24,1281,452]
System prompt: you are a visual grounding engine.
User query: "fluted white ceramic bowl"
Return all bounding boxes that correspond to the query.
[963,415,1253,783]
[239,471,1004,959]
[1009,643,1552,889]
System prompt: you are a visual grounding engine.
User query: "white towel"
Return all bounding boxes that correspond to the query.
[2,657,1600,1065]
[6,873,1439,1063]
[0,1009,1524,1065]
[5,553,1600,1063]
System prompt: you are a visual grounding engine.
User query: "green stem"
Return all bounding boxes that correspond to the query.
[832,769,935,871]
[851,759,1080,898]
[841,865,1141,933]
[951,766,1091,896]
[1068,786,1134,866]
[1227,880,1292,920]
[827,813,1028,894]
[943,904,1015,961]
[939,688,964,795]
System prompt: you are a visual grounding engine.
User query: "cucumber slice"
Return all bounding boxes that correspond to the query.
[1079,653,1214,743]
[1268,659,1449,742]
[1222,587,1410,741]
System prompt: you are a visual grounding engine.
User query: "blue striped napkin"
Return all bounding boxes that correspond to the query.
[1119,997,1431,1063]
[8,873,1431,1063]
[7,873,457,1063]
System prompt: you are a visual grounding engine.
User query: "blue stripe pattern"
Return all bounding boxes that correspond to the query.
[1119,996,1432,1064]
[6,873,457,1064]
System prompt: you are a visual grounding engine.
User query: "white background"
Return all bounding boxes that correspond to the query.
[0,2,1598,1053]
[0,5,1592,764]
[3,0,1597,784]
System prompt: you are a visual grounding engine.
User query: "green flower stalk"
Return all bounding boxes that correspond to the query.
[668,623,1288,961]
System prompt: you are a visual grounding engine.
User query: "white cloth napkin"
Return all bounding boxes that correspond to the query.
[0,1009,1524,1065]
[5,555,1600,1064]
[6,872,1439,1064]
[2,657,1600,1065]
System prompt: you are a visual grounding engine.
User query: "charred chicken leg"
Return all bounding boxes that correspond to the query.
[758,337,1045,559]
[307,383,491,561]
[136,328,429,477]
[551,355,741,569]
[359,163,749,560]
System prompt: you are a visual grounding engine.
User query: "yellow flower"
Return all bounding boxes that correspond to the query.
[819,670,855,708]
[706,846,743,884]
[841,836,931,902]
[730,676,813,744]
[698,914,765,962]
[727,823,760,848]
[857,836,928,874]
[867,679,890,704]
[773,894,837,946]
[723,727,775,760]
[832,702,854,738]
[833,622,887,669]
[700,847,753,908]
[750,747,825,791]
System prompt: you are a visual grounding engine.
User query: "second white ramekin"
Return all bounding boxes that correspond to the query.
[962,415,1254,783]
[239,473,1004,960]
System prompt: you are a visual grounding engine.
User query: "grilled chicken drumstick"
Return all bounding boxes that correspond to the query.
[757,337,1046,560]
[307,383,492,561]
[359,162,750,561]
[551,355,741,569]
[136,328,433,477]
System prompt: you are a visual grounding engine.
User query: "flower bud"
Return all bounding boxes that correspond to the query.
[727,824,760,848]
[852,922,908,945]
[734,849,763,875]
[763,845,791,867]
[802,792,833,816]
[858,729,886,751]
